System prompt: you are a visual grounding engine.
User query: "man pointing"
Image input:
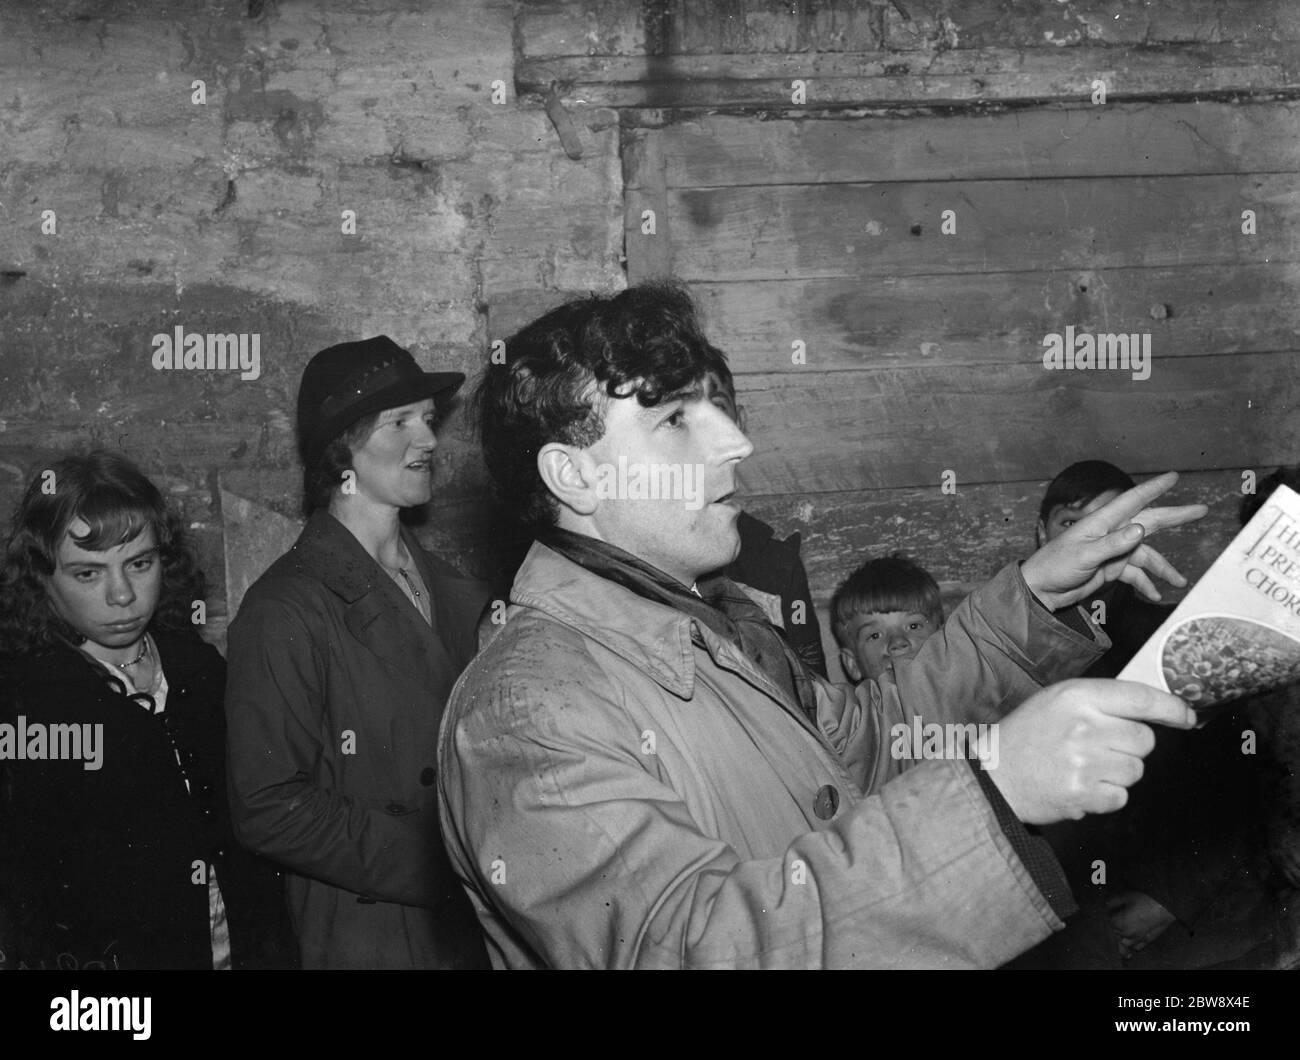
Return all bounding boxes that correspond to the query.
[439,282,1201,969]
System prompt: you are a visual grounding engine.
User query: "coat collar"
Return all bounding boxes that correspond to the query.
[509,541,804,718]
[291,509,400,602]
[291,509,464,600]
[287,509,466,683]
[8,629,218,701]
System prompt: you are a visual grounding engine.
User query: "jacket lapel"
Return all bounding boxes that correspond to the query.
[292,511,450,690]
[403,529,483,672]
[512,543,827,743]
[695,629,828,743]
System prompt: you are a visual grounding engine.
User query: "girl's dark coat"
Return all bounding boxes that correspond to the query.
[0,631,294,970]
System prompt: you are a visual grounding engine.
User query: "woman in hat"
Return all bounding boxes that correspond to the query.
[0,450,292,969]
[224,336,490,969]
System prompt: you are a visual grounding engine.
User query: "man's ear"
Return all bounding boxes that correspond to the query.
[736,403,748,435]
[1034,519,1046,550]
[838,646,863,684]
[538,442,598,517]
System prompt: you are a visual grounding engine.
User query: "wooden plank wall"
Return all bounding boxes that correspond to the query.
[518,2,1300,670]
[625,104,1299,601]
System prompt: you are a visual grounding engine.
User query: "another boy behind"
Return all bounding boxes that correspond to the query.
[829,553,942,685]
[832,548,1124,967]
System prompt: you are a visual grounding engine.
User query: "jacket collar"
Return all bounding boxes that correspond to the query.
[292,508,458,597]
[288,509,461,683]
[9,629,216,700]
[147,629,217,687]
[510,541,803,715]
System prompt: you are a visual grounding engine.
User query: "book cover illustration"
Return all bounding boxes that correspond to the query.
[1118,484,1300,723]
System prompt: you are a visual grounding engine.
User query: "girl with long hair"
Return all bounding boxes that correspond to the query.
[0,450,291,969]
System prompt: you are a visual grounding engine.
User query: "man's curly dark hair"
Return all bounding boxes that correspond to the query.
[0,450,207,656]
[474,280,731,529]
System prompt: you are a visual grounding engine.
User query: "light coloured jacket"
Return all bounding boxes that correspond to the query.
[438,542,1106,968]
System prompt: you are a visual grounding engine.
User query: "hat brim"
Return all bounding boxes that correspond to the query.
[305,370,465,463]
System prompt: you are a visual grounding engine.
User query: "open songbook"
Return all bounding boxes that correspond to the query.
[1118,484,1300,725]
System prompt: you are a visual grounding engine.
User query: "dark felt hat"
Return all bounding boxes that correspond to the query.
[296,335,464,469]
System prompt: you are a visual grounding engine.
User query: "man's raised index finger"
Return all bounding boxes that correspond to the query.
[1101,679,1197,729]
[1132,503,1210,536]
[1089,470,1180,527]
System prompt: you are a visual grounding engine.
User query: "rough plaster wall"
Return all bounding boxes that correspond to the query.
[0,0,624,646]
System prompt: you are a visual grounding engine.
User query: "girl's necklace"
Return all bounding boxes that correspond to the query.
[115,637,149,669]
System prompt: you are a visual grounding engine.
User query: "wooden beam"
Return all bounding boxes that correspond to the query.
[518,0,885,60]
[692,264,1300,371]
[518,2,1300,59]
[731,352,1300,494]
[885,1,1300,53]
[653,103,1300,188]
[664,174,1293,282]
[518,43,1300,109]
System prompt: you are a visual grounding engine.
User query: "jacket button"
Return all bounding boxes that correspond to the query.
[385,801,407,814]
[813,784,839,820]
[419,767,437,786]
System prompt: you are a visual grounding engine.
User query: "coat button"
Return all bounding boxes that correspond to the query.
[419,767,436,786]
[385,801,407,815]
[813,784,839,820]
